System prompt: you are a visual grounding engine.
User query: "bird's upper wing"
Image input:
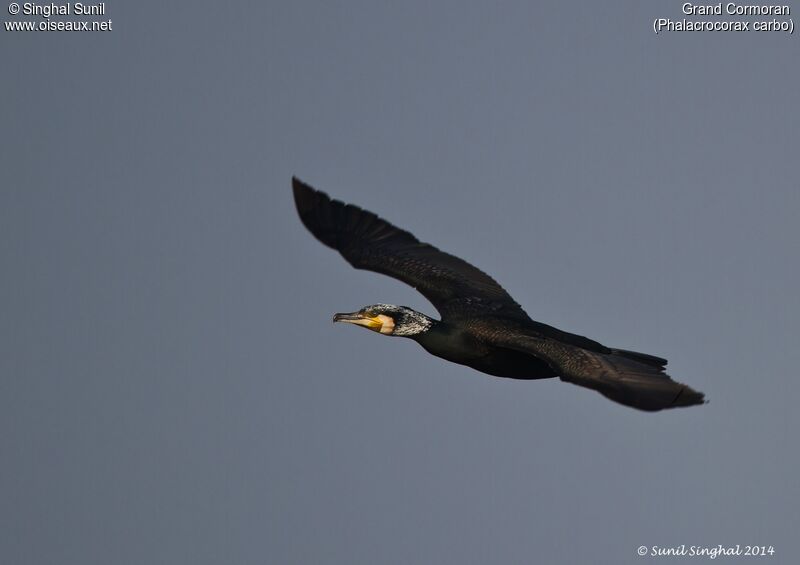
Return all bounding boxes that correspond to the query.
[293,177,530,321]
[472,319,705,411]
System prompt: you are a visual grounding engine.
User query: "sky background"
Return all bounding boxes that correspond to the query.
[2,1,798,563]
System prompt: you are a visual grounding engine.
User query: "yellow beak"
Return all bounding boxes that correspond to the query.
[333,312,395,334]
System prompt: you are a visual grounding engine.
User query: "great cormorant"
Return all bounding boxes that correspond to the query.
[293,177,706,412]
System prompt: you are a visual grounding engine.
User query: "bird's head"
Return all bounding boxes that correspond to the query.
[333,304,434,337]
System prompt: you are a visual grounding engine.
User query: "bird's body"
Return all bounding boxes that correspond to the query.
[293,177,706,412]
[417,323,557,379]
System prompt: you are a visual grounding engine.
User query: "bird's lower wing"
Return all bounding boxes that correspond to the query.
[487,330,705,411]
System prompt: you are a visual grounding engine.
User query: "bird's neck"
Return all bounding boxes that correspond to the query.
[391,310,437,337]
[411,320,484,364]
[404,317,442,340]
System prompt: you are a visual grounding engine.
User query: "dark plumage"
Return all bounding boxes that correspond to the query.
[293,177,706,412]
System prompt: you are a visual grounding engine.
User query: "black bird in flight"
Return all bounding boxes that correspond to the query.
[293,177,706,411]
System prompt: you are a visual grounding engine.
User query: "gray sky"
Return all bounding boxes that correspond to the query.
[2,1,798,564]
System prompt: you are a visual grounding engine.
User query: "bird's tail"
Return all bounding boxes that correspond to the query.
[587,351,706,411]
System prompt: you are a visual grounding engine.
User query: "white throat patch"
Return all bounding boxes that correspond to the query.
[376,314,395,335]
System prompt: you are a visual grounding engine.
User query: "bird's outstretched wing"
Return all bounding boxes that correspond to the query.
[476,321,705,411]
[293,177,529,321]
